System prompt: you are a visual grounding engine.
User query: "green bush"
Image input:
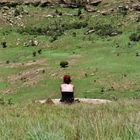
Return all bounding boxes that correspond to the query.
[17,20,88,41]
[94,24,121,37]
[1,42,7,48]
[60,61,69,68]
[14,6,26,16]
[129,33,140,42]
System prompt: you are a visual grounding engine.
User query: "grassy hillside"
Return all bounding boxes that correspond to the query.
[0,1,140,139]
[0,1,140,103]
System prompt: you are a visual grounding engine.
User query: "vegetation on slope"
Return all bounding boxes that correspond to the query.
[0,0,140,139]
[0,100,139,140]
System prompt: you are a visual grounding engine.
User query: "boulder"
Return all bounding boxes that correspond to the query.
[85,4,97,12]
[89,0,102,6]
[132,4,140,11]
[84,29,95,35]
[100,8,114,16]
[0,0,103,7]
[36,98,112,105]
[0,0,19,7]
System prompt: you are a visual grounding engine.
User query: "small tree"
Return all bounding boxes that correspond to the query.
[60,61,69,68]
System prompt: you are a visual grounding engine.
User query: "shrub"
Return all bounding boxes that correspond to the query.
[18,20,88,41]
[7,98,13,105]
[32,51,37,57]
[14,8,21,16]
[38,49,42,54]
[64,21,88,30]
[0,98,5,105]
[18,27,46,35]
[94,24,121,37]
[118,5,128,17]
[6,60,10,64]
[50,35,58,42]
[1,42,7,48]
[14,6,26,16]
[60,61,69,68]
[0,97,13,105]
[129,33,140,42]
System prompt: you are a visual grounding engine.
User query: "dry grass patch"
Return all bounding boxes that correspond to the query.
[8,67,46,86]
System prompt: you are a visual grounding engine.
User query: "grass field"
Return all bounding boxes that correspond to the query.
[0,1,140,139]
[0,100,140,140]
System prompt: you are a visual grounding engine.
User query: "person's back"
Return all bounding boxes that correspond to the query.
[61,83,74,92]
[60,75,74,103]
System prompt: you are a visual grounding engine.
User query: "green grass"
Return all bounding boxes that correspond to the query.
[0,1,140,139]
[0,3,140,101]
[0,100,139,140]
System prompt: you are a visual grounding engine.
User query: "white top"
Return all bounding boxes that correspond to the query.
[61,84,74,92]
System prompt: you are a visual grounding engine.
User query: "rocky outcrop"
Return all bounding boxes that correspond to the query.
[0,0,103,7]
[89,0,102,6]
[132,3,140,11]
[0,0,19,7]
[36,98,112,105]
[85,4,97,12]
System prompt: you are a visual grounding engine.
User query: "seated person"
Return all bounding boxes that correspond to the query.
[60,75,74,103]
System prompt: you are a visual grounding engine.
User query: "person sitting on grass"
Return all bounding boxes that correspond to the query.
[60,75,74,103]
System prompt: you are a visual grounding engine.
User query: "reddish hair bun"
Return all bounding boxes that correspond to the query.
[63,75,71,84]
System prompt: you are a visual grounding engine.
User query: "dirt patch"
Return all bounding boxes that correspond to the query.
[0,88,12,94]
[8,67,46,86]
[4,59,48,68]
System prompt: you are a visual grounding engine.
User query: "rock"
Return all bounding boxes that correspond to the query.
[0,0,19,7]
[111,32,119,36]
[0,0,103,8]
[90,73,95,76]
[132,4,140,11]
[2,6,9,10]
[85,4,97,12]
[85,29,95,35]
[36,98,112,105]
[118,5,129,11]
[89,0,102,6]
[62,0,102,7]
[24,39,39,47]
[31,39,39,46]
[101,8,114,16]
[51,73,58,77]
[101,10,109,16]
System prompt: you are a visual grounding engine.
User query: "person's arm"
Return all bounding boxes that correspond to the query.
[73,85,75,93]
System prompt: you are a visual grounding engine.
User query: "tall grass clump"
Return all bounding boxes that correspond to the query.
[0,100,139,140]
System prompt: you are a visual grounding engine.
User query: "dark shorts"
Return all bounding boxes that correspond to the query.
[60,92,74,103]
